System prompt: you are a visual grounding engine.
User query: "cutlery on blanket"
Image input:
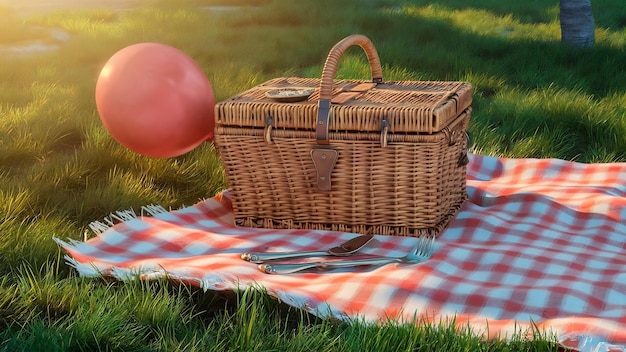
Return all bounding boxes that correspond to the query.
[241,234,374,263]
[259,235,435,274]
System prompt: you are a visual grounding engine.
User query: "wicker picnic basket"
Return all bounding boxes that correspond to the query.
[213,34,472,237]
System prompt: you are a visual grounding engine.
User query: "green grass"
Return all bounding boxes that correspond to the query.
[0,268,560,351]
[0,0,624,350]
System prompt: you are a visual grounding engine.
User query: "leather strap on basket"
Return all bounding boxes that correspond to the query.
[316,34,384,145]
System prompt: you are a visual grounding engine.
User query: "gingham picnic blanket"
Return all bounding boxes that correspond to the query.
[55,153,626,345]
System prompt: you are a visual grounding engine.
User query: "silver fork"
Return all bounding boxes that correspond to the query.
[259,235,435,274]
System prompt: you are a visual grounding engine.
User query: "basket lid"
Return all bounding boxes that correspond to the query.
[215,76,471,134]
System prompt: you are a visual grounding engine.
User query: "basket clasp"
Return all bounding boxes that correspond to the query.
[311,148,338,191]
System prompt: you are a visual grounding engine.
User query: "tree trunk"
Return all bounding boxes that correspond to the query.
[560,0,595,47]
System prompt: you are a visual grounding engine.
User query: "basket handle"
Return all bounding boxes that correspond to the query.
[316,34,384,145]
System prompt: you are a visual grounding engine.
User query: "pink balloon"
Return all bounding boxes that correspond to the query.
[95,43,215,158]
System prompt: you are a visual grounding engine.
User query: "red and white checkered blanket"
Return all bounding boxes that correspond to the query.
[55,153,626,344]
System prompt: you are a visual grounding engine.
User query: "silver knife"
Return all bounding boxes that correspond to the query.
[241,234,374,263]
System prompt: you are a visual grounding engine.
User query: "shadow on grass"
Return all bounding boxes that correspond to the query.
[358,2,625,95]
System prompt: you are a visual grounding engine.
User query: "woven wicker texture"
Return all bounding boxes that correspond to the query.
[214,34,472,237]
[216,78,471,134]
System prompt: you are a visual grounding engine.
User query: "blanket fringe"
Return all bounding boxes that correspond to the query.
[63,254,103,277]
[87,204,171,235]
